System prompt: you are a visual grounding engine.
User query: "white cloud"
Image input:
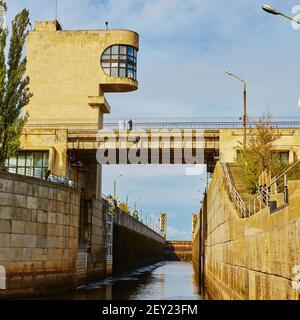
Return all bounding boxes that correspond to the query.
[167,225,191,240]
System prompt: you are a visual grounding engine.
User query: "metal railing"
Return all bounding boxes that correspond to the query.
[24,119,300,130]
[244,160,300,217]
[220,160,248,217]
[3,165,73,187]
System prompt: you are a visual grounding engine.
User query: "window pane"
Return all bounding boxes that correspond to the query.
[127,69,134,78]
[127,46,133,56]
[18,154,26,167]
[119,68,126,77]
[103,68,110,75]
[120,46,126,54]
[25,167,33,176]
[111,62,118,67]
[34,168,42,178]
[119,62,126,68]
[43,153,49,167]
[128,55,134,62]
[101,62,110,68]
[9,156,17,167]
[8,167,16,174]
[110,68,118,77]
[25,152,33,167]
[119,54,127,61]
[34,152,43,167]
[17,167,26,175]
[111,54,118,60]
[280,152,289,163]
[101,54,110,60]
[103,47,111,55]
[111,45,118,54]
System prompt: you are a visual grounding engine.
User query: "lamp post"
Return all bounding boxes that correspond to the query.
[262,5,300,24]
[126,189,135,207]
[224,69,247,149]
[113,174,123,198]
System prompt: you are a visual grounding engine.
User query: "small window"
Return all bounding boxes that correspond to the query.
[279,152,289,164]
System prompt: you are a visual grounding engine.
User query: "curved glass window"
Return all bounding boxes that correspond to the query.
[101,45,137,80]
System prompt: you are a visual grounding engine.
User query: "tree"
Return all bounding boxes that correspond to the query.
[0,1,31,170]
[237,114,288,193]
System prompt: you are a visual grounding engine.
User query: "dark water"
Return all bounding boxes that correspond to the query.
[49,261,203,300]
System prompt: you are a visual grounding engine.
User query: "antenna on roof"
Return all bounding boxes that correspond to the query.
[105,21,108,30]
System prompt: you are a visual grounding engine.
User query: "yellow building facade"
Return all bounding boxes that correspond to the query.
[16,21,139,198]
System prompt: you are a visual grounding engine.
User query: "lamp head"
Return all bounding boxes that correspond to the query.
[262,5,281,15]
[224,69,233,76]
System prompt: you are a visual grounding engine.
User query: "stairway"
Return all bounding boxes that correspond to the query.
[227,163,253,203]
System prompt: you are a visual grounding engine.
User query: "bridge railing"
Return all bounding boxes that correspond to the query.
[24,120,300,130]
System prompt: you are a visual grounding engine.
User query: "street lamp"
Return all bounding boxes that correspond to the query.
[113,174,123,198]
[262,5,300,24]
[126,189,135,207]
[224,69,247,149]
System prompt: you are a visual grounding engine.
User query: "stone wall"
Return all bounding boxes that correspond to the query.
[194,162,300,300]
[0,172,80,298]
[113,209,165,273]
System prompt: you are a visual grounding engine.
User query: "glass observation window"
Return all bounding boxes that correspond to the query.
[5,151,49,179]
[101,45,137,80]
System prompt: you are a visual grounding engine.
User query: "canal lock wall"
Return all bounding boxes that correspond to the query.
[0,172,109,298]
[113,209,165,274]
[192,162,300,300]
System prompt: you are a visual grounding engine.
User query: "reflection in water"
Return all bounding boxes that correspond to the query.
[47,261,203,300]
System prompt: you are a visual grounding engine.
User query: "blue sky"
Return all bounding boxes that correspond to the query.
[6,0,300,239]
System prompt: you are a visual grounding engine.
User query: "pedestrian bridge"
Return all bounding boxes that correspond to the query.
[24,118,300,173]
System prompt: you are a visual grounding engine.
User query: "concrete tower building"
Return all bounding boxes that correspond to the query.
[6,20,139,199]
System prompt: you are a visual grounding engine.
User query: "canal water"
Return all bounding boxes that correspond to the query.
[49,261,203,300]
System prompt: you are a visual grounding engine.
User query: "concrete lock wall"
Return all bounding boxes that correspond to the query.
[0,172,81,298]
[88,198,107,281]
[113,209,165,274]
[193,162,300,300]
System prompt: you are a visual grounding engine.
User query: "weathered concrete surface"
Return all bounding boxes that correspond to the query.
[0,172,80,298]
[113,209,165,274]
[164,241,192,261]
[193,162,300,300]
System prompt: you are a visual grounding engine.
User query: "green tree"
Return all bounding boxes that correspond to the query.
[0,1,31,170]
[237,115,288,193]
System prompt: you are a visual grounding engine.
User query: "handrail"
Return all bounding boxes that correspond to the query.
[23,120,300,130]
[220,160,248,217]
[244,160,300,216]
